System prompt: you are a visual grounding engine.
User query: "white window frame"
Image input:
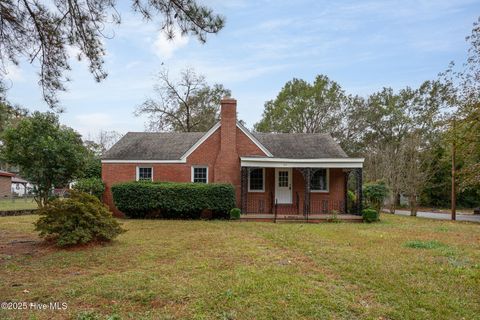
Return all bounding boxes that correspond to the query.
[191,166,209,183]
[310,168,329,193]
[248,168,265,192]
[136,166,153,181]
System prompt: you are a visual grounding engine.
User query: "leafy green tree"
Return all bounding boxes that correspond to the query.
[136,68,231,132]
[254,75,346,137]
[0,0,224,108]
[83,154,102,179]
[441,17,480,194]
[363,181,389,213]
[0,100,28,136]
[73,177,105,199]
[420,140,480,208]
[0,112,87,207]
[0,88,29,171]
[357,82,448,214]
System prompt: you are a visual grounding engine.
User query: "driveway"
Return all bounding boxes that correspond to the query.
[387,210,480,223]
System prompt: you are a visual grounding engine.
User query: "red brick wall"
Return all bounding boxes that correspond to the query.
[0,176,11,198]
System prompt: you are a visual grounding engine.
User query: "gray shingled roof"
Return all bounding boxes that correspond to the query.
[102,132,204,160]
[103,129,347,160]
[253,132,347,158]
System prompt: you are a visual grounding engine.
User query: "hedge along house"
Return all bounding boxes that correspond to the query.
[102,98,364,220]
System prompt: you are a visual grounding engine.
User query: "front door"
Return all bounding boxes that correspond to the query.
[275,168,292,204]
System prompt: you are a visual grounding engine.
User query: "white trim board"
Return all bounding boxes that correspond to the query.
[240,157,364,168]
[102,159,185,164]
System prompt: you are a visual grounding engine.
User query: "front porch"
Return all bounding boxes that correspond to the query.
[239,157,364,221]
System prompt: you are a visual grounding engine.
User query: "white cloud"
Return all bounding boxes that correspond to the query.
[164,58,290,85]
[76,113,114,128]
[71,112,142,138]
[153,29,189,60]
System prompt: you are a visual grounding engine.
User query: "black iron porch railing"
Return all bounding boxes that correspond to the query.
[310,199,346,215]
[245,193,347,216]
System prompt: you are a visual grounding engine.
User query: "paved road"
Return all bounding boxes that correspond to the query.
[388,210,480,223]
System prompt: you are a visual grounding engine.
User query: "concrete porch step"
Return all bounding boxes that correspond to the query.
[240,214,363,223]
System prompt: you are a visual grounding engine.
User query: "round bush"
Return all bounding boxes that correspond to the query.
[73,177,105,199]
[230,208,241,220]
[362,208,380,223]
[35,191,125,247]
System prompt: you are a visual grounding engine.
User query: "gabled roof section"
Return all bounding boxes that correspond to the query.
[236,121,273,157]
[252,132,348,159]
[102,122,350,162]
[180,122,221,160]
[102,131,205,161]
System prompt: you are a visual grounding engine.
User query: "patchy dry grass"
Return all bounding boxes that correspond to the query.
[0,214,479,320]
[0,198,37,211]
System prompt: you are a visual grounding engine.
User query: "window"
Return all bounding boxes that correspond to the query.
[278,170,289,187]
[192,166,208,183]
[137,167,152,181]
[248,168,264,192]
[310,169,328,192]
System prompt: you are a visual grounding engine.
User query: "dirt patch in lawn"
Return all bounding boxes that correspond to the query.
[0,229,51,262]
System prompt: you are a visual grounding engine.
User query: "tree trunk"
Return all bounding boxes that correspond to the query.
[409,195,417,216]
[389,194,396,214]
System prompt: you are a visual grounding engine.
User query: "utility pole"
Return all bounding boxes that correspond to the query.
[451,117,456,221]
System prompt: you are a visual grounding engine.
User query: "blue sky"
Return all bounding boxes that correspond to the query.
[4,0,479,139]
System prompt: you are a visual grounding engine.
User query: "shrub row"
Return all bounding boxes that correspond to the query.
[111,182,236,219]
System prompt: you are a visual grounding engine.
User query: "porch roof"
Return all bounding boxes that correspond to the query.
[240,156,364,168]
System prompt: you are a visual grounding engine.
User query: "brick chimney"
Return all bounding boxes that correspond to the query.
[214,98,239,185]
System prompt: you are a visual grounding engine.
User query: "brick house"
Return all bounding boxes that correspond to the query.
[102,98,364,218]
[0,170,14,198]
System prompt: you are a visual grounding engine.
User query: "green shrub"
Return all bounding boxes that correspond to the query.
[362,208,379,223]
[363,181,389,212]
[111,182,236,219]
[35,191,125,246]
[73,177,105,199]
[230,208,241,220]
[347,190,356,213]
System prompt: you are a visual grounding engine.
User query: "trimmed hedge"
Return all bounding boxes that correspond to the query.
[111,181,236,219]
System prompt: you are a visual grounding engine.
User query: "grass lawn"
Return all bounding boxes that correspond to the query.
[0,215,479,320]
[0,198,37,211]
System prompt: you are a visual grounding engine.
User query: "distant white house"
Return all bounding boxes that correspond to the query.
[11,176,32,196]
